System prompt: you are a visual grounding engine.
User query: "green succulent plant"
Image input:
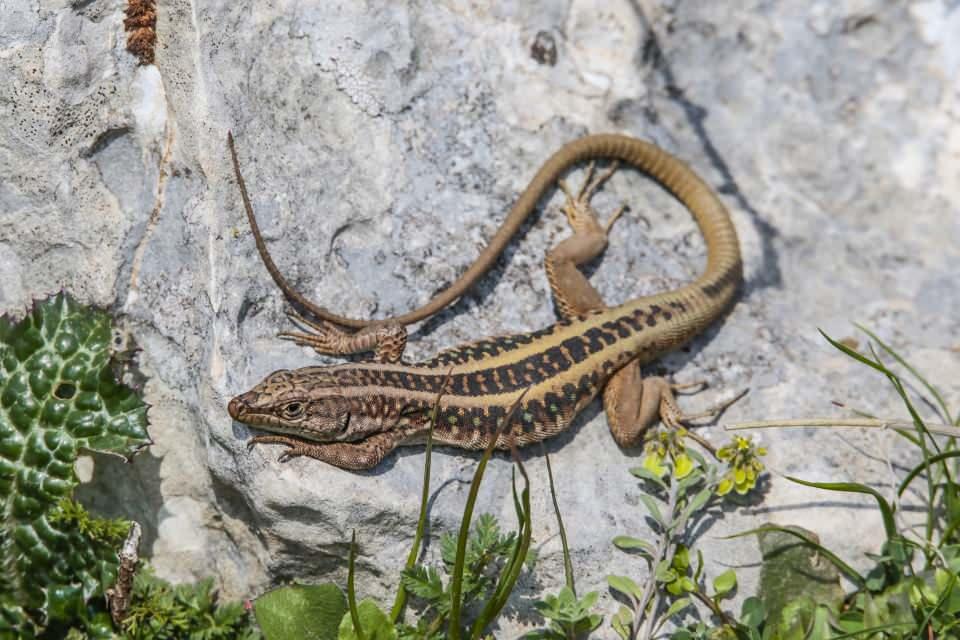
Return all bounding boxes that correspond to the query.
[0,293,151,636]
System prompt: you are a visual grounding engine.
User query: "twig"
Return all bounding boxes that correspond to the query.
[726,418,957,438]
[106,521,142,626]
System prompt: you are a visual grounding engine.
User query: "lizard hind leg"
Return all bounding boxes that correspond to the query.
[603,372,745,448]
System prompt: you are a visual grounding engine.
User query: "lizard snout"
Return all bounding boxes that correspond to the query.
[227,396,245,420]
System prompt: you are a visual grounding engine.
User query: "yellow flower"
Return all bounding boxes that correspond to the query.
[715,435,767,497]
[642,451,668,477]
[717,477,734,496]
[673,452,694,479]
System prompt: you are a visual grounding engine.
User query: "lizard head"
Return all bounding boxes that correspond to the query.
[228,368,357,442]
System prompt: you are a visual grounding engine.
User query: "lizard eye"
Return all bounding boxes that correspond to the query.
[282,402,305,419]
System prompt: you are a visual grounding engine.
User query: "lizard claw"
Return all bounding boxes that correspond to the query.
[280,310,352,355]
[278,330,339,354]
[278,310,407,363]
[247,433,303,456]
[670,379,709,394]
[558,161,624,237]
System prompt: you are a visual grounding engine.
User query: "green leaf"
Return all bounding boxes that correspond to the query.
[607,574,643,601]
[612,536,655,555]
[740,596,765,628]
[684,487,713,519]
[663,596,691,619]
[807,604,834,640]
[255,583,347,640]
[897,450,960,498]
[611,605,633,640]
[654,560,677,583]
[639,495,666,528]
[347,532,363,640]
[449,389,528,638]
[629,465,668,490]
[471,459,534,637]
[399,566,444,604]
[339,599,397,640]
[544,452,575,595]
[391,389,440,623]
[712,569,737,598]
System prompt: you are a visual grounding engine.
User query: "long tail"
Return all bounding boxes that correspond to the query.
[229,133,741,330]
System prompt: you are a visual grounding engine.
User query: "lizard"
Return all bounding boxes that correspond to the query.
[226,132,742,470]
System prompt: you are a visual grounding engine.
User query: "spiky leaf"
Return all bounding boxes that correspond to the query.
[0,293,151,632]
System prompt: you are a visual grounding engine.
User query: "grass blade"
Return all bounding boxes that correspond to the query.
[785,476,897,542]
[390,373,451,623]
[472,454,533,637]
[855,324,953,425]
[448,388,529,640]
[724,525,865,588]
[347,531,365,640]
[897,450,960,498]
[545,451,575,594]
[823,329,947,548]
[820,329,889,375]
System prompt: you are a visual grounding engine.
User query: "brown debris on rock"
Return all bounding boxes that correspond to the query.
[124,0,156,65]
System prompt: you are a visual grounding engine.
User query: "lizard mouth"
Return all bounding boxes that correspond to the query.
[228,394,270,425]
[227,394,306,432]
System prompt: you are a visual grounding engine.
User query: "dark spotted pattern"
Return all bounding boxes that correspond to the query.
[295,297,705,447]
[331,301,694,401]
[425,382,593,446]
[426,320,574,367]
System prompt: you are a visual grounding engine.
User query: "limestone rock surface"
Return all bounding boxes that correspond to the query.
[2,0,959,635]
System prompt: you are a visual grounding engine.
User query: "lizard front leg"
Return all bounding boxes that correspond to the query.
[544,161,625,318]
[280,310,407,363]
[248,431,403,470]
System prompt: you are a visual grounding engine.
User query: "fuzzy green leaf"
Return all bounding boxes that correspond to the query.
[611,605,633,639]
[638,495,666,528]
[662,596,691,620]
[629,465,668,490]
[339,599,397,640]
[607,574,643,601]
[255,583,347,640]
[712,569,737,598]
[612,536,655,555]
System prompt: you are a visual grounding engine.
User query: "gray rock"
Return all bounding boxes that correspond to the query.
[2,0,958,635]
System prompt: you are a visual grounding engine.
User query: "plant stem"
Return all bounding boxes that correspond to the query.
[689,589,736,627]
[634,478,681,640]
